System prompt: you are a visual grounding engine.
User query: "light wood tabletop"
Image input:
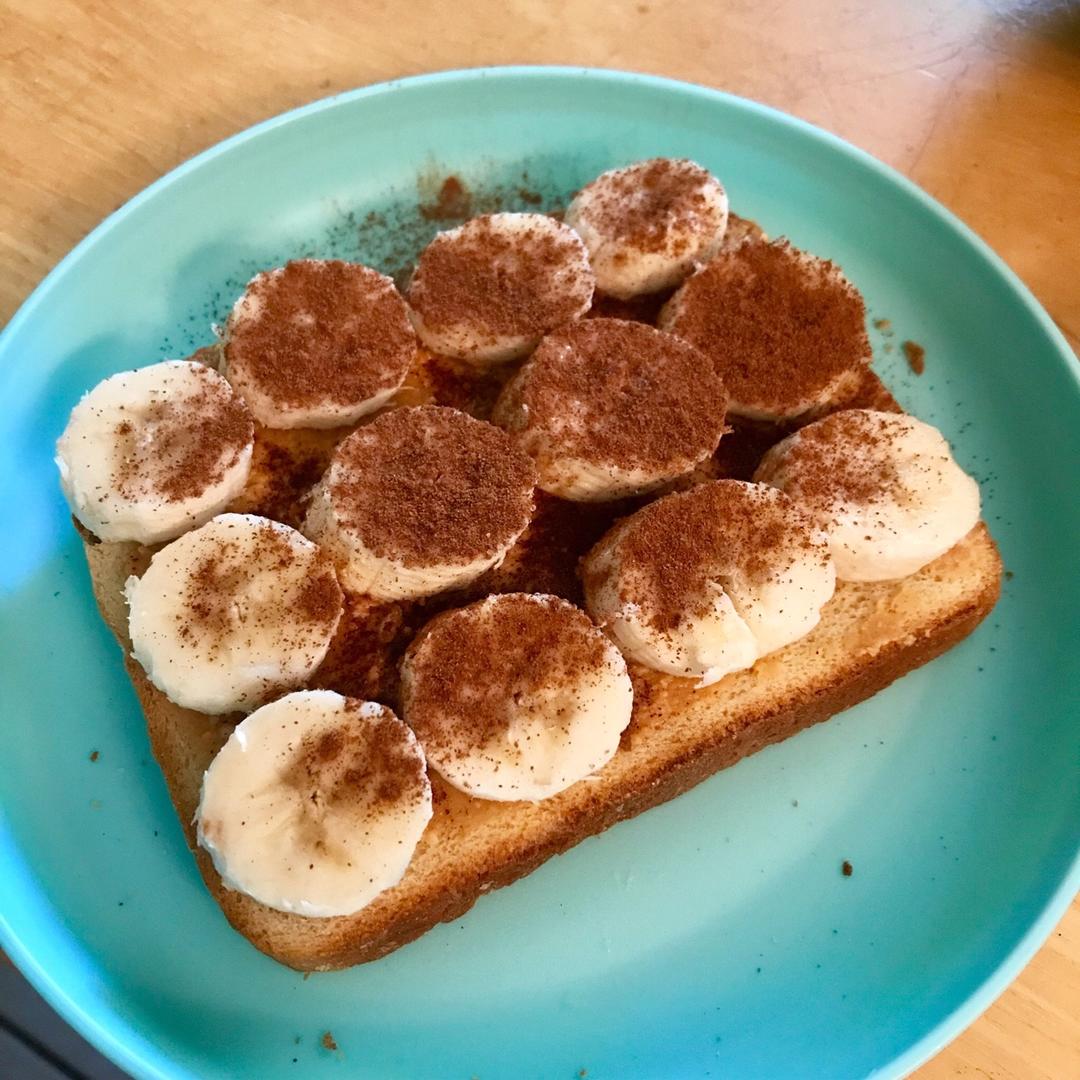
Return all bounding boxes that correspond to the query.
[2,2,1077,1077]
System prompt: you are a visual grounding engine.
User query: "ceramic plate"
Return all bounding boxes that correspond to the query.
[1,67,1078,1080]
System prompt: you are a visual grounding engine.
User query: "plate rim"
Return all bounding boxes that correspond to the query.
[1,64,1078,1080]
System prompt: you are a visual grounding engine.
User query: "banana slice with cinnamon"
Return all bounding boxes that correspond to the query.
[565,157,729,299]
[126,513,343,714]
[754,409,981,581]
[304,405,537,600]
[197,690,432,917]
[400,593,633,801]
[492,318,728,501]
[224,259,417,429]
[55,360,254,544]
[406,213,595,365]
[660,239,871,421]
[582,480,836,685]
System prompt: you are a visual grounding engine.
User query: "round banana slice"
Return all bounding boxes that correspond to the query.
[126,513,343,714]
[55,360,254,544]
[659,239,871,421]
[754,409,981,581]
[491,318,728,501]
[565,157,729,299]
[196,690,432,917]
[304,405,537,601]
[224,259,416,429]
[406,213,595,365]
[582,480,836,686]
[400,593,633,802]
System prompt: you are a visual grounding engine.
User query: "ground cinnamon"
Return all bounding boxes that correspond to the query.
[902,339,926,375]
[323,405,536,566]
[587,480,828,632]
[494,318,728,473]
[755,410,908,512]
[286,702,427,818]
[574,158,719,256]
[225,260,416,413]
[662,239,871,416]
[114,364,252,503]
[404,595,609,755]
[407,215,593,346]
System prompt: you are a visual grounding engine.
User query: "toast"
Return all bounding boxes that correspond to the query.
[77,355,1001,971]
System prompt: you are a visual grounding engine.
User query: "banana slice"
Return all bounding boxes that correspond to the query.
[304,405,537,601]
[400,593,633,802]
[196,690,432,917]
[406,213,595,365]
[223,259,417,429]
[754,409,981,581]
[126,513,344,714]
[565,158,729,299]
[582,480,836,686]
[659,239,871,421]
[491,318,728,501]
[55,360,254,543]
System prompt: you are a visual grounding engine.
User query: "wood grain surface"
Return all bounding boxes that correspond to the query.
[1,1,1077,1077]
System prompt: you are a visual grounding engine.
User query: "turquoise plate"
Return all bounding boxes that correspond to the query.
[1,67,1078,1080]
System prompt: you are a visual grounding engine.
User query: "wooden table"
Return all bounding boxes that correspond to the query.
[2,2,1077,1076]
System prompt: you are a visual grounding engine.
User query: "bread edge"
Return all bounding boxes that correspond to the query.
[292,555,1000,968]
[88,528,1001,970]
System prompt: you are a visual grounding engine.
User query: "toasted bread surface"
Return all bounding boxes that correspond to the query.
[80,373,1001,968]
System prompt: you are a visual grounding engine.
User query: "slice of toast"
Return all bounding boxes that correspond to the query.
[77,357,1001,971]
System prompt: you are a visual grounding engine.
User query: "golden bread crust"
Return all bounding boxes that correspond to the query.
[82,517,1000,970]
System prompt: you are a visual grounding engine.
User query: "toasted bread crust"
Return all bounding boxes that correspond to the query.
[82,518,1000,970]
